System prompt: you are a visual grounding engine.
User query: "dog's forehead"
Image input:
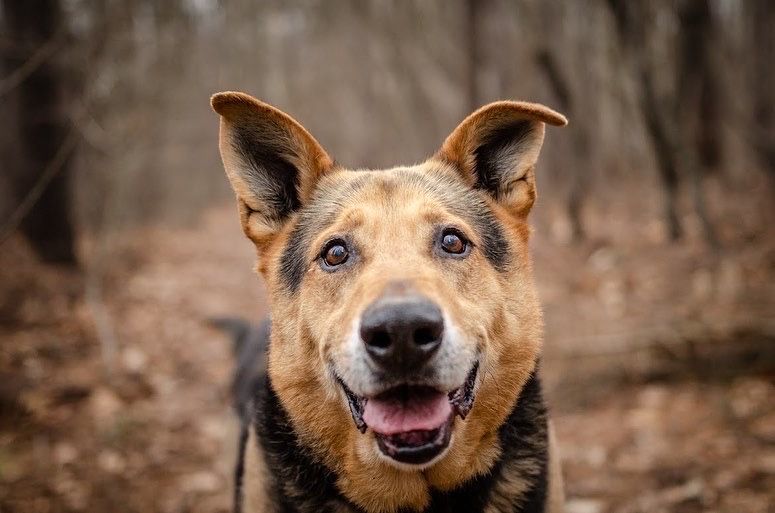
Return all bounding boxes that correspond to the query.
[313,163,487,216]
[319,164,458,200]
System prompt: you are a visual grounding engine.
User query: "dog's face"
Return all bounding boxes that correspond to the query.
[213,92,565,511]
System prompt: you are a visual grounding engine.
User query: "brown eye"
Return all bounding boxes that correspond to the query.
[440,230,467,254]
[322,240,349,267]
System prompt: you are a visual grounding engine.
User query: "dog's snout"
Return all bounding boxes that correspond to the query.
[360,297,444,373]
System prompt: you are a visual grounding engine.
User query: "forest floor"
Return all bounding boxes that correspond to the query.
[1,205,773,513]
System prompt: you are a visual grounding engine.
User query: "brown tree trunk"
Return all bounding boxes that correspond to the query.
[750,0,775,177]
[536,49,587,242]
[608,0,683,241]
[640,70,682,241]
[676,0,720,248]
[1,0,77,264]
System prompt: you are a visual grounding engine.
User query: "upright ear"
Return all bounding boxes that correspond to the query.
[211,91,334,246]
[436,101,567,217]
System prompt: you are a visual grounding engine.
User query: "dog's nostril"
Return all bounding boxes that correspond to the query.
[413,326,441,347]
[368,329,392,349]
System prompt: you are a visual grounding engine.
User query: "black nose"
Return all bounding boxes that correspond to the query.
[360,297,444,374]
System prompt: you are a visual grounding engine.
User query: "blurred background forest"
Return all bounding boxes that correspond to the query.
[1,1,773,512]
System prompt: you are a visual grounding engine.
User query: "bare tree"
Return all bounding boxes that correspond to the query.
[675,0,721,247]
[1,0,76,264]
[749,0,775,178]
[607,0,684,241]
[536,48,589,242]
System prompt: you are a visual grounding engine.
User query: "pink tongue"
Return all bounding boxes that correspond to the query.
[363,390,452,435]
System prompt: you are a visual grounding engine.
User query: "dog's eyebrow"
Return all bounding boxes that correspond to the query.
[279,174,370,292]
[335,208,366,232]
[418,208,449,226]
[400,169,511,272]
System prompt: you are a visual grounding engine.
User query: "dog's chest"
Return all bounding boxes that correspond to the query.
[243,373,549,513]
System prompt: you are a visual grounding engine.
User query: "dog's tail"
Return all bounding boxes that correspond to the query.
[208,316,270,424]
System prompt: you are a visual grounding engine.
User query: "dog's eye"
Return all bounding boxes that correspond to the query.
[440,229,468,255]
[322,240,349,268]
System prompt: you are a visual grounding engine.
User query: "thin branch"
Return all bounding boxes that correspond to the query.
[0,126,79,246]
[0,26,66,98]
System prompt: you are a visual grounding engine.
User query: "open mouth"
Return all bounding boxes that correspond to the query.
[338,362,479,465]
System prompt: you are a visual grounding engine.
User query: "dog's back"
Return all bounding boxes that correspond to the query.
[210,317,269,423]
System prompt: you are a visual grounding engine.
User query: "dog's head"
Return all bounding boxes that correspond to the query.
[212,92,566,510]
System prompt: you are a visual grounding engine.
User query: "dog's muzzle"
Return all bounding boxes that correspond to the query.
[337,294,480,466]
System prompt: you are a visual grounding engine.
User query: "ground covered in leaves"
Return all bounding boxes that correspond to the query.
[1,206,773,513]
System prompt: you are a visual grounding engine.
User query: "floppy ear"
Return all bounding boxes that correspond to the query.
[436,101,567,217]
[211,91,334,246]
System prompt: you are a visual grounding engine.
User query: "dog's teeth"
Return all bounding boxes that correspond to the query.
[337,377,368,433]
[347,395,367,433]
[449,361,479,419]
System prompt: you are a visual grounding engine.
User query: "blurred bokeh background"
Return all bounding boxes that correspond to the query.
[1,1,773,512]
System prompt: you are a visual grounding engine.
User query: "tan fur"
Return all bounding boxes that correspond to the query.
[438,101,567,218]
[242,424,275,513]
[212,92,566,513]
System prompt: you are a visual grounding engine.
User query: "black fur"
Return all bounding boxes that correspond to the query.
[221,319,548,513]
[473,120,535,200]
[466,209,510,273]
[278,218,310,293]
[210,316,270,422]
[232,125,301,221]
[491,373,549,513]
[234,422,249,513]
[256,374,354,513]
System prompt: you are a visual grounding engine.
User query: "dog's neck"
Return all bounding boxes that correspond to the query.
[244,372,548,513]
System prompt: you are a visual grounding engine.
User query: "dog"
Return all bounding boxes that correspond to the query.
[210,91,567,513]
